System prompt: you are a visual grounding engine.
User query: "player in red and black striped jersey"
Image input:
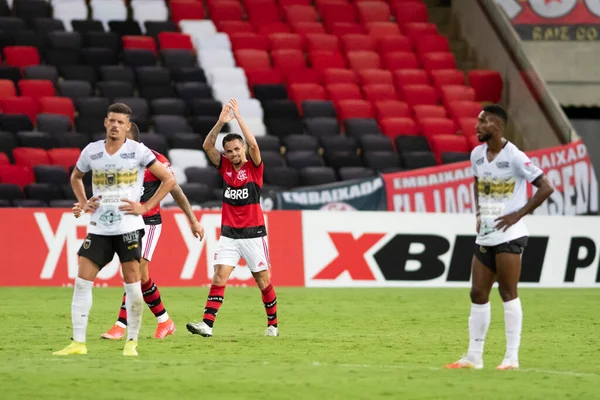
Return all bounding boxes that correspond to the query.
[74,123,205,340]
[186,98,278,338]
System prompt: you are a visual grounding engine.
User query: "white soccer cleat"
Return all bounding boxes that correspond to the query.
[444,355,483,370]
[186,321,213,337]
[496,359,519,370]
[265,326,279,337]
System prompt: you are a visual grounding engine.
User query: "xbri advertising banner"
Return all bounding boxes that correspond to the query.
[383,141,598,216]
[276,176,387,211]
[496,0,600,41]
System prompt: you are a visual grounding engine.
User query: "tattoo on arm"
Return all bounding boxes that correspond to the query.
[170,185,197,224]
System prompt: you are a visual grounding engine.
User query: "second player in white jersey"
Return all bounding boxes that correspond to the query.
[75,138,156,236]
[471,141,543,247]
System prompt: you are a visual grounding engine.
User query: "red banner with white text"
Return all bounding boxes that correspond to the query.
[0,210,305,287]
[383,141,598,215]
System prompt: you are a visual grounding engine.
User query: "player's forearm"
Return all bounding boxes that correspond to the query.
[70,176,88,207]
[473,178,480,215]
[170,184,198,224]
[515,182,554,219]
[236,115,258,148]
[203,121,224,151]
[143,177,176,212]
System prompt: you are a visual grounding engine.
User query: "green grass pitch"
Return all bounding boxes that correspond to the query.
[1,287,599,399]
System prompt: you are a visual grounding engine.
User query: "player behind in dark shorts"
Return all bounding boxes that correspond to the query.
[445,105,554,370]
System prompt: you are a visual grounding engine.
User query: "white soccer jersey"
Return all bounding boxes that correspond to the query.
[75,139,157,236]
[471,141,543,246]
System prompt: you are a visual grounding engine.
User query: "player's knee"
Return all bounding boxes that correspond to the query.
[121,260,141,283]
[470,287,489,304]
[212,265,232,286]
[252,270,270,290]
[497,285,518,302]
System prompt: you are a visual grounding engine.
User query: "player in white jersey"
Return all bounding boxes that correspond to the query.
[445,105,554,371]
[53,103,176,357]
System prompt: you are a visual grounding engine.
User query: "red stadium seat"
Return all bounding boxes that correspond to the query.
[4,46,40,68]
[380,117,418,137]
[305,34,340,52]
[392,2,428,26]
[374,100,411,120]
[158,32,194,51]
[468,70,503,103]
[319,3,357,28]
[429,134,469,163]
[399,84,437,106]
[458,118,479,138]
[47,148,81,170]
[393,70,429,90]
[413,105,447,121]
[3,97,39,123]
[467,133,480,150]
[39,97,75,123]
[347,51,381,71]
[246,0,281,29]
[288,83,327,111]
[329,22,365,36]
[341,34,377,52]
[309,51,346,70]
[420,118,457,137]
[279,0,311,5]
[363,84,397,102]
[366,22,401,39]
[122,36,156,54]
[291,21,327,35]
[447,101,481,124]
[404,22,438,44]
[337,99,374,120]
[430,69,466,91]
[234,49,272,69]
[257,22,292,36]
[284,5,319,23]
[356,1,391,24]
[0,165,35,188]
[218,21,256,34]
[0,152,9,165]
[245,68,284,86]
[422,52,456,71]
[170,0,205,24]
[18,80,55,100]
[13,148,50,168]
[269,33,304,51]
[357,69,393,85]
[416,35,450,57]
[321,68,357,85]
[440,85,476,108]
[229,33,270,51]
[382,52,419,71]
[326,83,363,103]
[284,68,321,85]
[378,36,412,54]
[0,79,17,98]
[271,49,307,70]
[208,1,244,22]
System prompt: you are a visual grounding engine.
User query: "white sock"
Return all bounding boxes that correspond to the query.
[125,282,144,341]
[503,297,522,361]
[157,312,169,324]
[467,302,491,361]
[71,277,93,343]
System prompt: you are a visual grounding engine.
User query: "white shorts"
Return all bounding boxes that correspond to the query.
[214,235,271,273]
[141,224,162,261]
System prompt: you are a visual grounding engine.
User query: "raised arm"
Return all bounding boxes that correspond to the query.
[203,104,234,167]
[229,98,261,166]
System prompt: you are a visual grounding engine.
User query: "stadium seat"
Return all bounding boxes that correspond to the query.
[458,118,478,138]
[4,46,40,68]
[363,84,398,102]
[422,52,456,72]
[283,134,320,153]
[123,35,157,54]
[230,33,269,51]
[23,66,59,85]
[329,22,365,36]
[341,34,377,53]
[431,69,466,93]
[47,148,81,170]
[441,151,470,164]
[305,117,339,138]
[326,83,363,104]
[300,166,337,186]
[393,70,430,90]
[18,80,55,101]
[357,69,393,86]
[291,22,327,36]
[309,51,346,70]
[393,2,428,26]
[208,1,244,23]
[447,101,482,125]
[0,79,16,98]
[440,85,477,108]
[378,36,412,54]
[17,131,55,150]
[468,70,503,103]
[344,118,380,138]
[0,165,35,188]
[402,151,437,169]
[399,84,437,106]
[305,34,339,52]
[413,104,447,121]
[420,118,457,137]
[37,114,73,135]
[286,150,324,169]
[380,117,418,138]
[359,134,394,153]
[374,100,411,121]
[337,100,374,121]
[235,50,272,69]
[467,134,480,150]
[13,147,50,168]
[395,135,432,154]
[356,2,391,24]
[347,51,382,71]
[158,32,194,51]
[416,35,450,57]
[366,22,401,39]
[132,0,169,29]
[383,52,419,71]
[2,97,39,124]
[272,49,307,70]
[39,97,75,123]
[429,135,469,163]
[284,5,319,23]
[170,1,206,24]
[288,83,327,112]
[264,166,301,189]
[321,68,357,85]
[0,183,25,203]
[90,0,128,31]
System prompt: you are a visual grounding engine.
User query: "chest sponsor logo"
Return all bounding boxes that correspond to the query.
[90,152,103,160]
[476,157,484,165]
[120,152,135,159]
[224,187,249,200]
[496,161,510,169]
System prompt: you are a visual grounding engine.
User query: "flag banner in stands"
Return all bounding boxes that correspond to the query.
[275,176,387,211]
[496,0,600,40]
[383,141,598,215]
[1,210,600,288]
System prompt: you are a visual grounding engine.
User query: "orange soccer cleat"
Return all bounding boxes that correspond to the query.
[101,324,126,340]
[154,319,176,339]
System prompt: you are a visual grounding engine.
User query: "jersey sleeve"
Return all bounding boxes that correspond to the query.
[139,143,157,168]
[75,145,91,173]
[217,154,231,174]
[470,148,479,177]
[514,150,543,183]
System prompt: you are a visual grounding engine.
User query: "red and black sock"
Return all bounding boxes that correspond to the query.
[142,278,167,320]
[203,285,225,328]
[261,284,278,327]
[117,292,128,326]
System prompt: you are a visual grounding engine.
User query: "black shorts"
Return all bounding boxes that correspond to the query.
[77,229,145,269]
[474,236,528,273]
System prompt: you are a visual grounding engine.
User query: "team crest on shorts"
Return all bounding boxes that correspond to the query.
[480,246,487,253]
[83,238,91,249]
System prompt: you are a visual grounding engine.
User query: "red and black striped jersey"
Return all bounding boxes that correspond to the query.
[217,154,266,239]
[141,150,172,225]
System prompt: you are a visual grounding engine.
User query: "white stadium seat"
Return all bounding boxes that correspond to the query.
[195,33,232,52]
[212,83,251,105]
[52,0,89,31]
[168,149,209,170]
[179,20,217,40]
[131,0,169,28]
[197,51,236,72]
[90,0,127,30]
[207,67,247,86]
